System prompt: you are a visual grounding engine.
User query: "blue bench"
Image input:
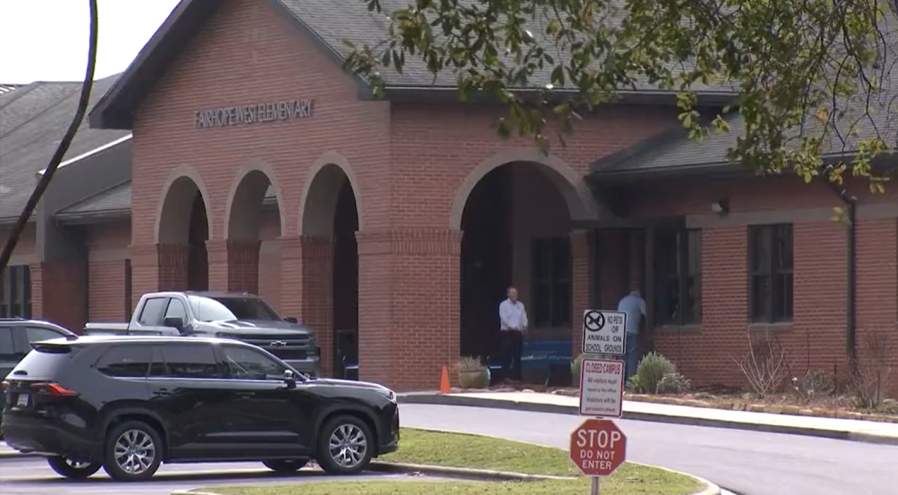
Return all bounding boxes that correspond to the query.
[487,340,572,386]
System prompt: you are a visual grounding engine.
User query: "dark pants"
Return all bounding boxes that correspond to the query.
[500,330,524,381]
[625,332,639,381]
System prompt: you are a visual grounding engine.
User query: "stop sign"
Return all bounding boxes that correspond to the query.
[569,419,627,477]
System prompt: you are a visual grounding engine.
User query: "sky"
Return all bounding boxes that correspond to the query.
[0,0,181,84]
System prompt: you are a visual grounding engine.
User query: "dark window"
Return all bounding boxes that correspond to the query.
[220,345,288,380]
[188,295,281,322]
[25,327,65,344]
[0,266,31,319]
[0,328,16,360]
[654,229,702,325]
[164,299,188,320]
[124,259,132,318]
[158,344,220,378]
[749,224,793,322]
[138,298,168,325]
[531,237,571,328]
[96,345,153,378]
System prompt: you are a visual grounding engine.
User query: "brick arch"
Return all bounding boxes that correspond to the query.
[223,161,287,240]
[449,148,598,230]
[154,165,213,244]
[298,151,364,237]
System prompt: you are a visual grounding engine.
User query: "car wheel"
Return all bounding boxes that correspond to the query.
[316,415,374,475]
[262,459,309,473]
[47,456,102,479]
[102,421,163,481]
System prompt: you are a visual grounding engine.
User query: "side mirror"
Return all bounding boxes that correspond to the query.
[163,316,185,332]
[284,369,297,388]
[284,316,298,324]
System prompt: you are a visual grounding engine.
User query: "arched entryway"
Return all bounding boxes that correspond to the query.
[301,162,360,379]
[224,167,283,297]
[454,156,593,384]
[157,175,210,290]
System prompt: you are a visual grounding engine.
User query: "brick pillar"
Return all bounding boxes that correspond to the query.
[207,240,262,293]
[129,244,190,309]
[278,235,335,376]
[570,229,593,358]
[31,262,87,333]
[356,228,461,391]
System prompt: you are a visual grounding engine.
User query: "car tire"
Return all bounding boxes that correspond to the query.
[315,415,374,475]
[262,459,309,473]
[47,456,102,479]
[102,420,163,481]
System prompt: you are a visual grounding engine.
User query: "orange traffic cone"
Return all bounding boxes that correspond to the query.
[439,365,451,394]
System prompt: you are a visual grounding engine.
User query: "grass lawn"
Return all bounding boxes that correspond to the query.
[207,428,703,495]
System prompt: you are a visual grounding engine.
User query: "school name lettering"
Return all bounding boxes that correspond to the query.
[194,99,314,129]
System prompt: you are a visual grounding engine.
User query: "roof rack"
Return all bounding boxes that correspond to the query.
[0,317,26,321]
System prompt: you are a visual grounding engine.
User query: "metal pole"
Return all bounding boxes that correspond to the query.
[590,476,600,494]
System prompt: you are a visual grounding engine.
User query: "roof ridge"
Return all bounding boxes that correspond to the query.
[56,178,131,214]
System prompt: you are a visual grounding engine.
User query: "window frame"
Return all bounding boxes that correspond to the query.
[654,228,702,326]
[216,343,289,381]
[155,342,222,379]
[94,344,154,378]
[0,266,32,319]
[748,224,794,323]
[531,236,572,329]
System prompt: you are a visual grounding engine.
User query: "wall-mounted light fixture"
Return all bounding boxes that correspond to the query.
[711,198,730,216]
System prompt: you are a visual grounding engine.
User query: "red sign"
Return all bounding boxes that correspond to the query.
[569,419,627,477]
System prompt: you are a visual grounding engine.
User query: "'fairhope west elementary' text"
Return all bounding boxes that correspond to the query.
[194,99,314,129]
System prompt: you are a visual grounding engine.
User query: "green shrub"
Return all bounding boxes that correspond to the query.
[632,352,676,394]
[656,372,692,394]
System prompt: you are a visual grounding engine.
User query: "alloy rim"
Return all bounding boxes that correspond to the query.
[328,424,367,468]
[113,429,156,475]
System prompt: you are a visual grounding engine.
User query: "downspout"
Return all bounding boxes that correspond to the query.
[829,183,858,371]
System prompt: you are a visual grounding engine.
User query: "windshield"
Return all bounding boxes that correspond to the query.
[188,296,283,322]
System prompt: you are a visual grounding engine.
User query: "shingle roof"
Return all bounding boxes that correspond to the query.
[0,75,131,220]
[55,181,278,219]
[90,0,738,130]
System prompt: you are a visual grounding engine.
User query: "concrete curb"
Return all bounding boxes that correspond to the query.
[367,461,575,481]
[398,393,898,446]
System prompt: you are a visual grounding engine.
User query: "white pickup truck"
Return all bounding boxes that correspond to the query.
[85,291,321,377]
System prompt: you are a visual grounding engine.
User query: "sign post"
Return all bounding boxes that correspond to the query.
[573,308,629,494]
[569,419,627,493]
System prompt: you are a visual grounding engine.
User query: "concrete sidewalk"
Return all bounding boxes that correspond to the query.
[399,391,898,446]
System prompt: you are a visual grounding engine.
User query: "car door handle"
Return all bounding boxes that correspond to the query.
[152,388,172,396]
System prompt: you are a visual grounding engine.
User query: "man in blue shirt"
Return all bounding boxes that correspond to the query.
[617,288,646,381]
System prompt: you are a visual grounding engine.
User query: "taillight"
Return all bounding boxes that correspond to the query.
[0,381,8,391]
[30,382,78,397]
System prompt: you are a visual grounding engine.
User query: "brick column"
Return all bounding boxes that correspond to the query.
[128,244,190,309]
[278,235,335,376]
[31,262,87,333]
[570,229,593,357]
[206,239,262,293]
[356,228,462,391]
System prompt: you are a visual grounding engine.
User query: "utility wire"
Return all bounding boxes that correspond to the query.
[0,0,99,279]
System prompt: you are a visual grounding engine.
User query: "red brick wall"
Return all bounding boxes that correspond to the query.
[85,221,132,322]
[624,174,898,395]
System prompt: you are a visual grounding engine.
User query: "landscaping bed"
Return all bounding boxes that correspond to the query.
[202,428,705,495]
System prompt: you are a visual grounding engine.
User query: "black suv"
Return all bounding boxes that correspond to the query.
[0,318,76,427]
[1,335,400,481]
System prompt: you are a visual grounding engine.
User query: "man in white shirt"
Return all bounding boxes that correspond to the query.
[498,286,528,381]
[617,288,647,381]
